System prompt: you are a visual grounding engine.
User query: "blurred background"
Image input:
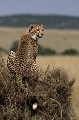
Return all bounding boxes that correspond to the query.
[0,0,79,118]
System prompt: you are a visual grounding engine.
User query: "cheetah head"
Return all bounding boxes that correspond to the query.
[29,24,44,40]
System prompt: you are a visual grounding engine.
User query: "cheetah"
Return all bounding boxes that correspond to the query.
[7,24,44,89]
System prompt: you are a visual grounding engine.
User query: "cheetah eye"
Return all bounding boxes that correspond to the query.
[37,27,39,31]
[37,29,39,31]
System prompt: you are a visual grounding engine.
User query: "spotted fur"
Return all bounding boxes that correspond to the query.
[7,24,44,89]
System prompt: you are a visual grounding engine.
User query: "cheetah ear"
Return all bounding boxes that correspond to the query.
[29,24,34,32]
[41,24,43,27]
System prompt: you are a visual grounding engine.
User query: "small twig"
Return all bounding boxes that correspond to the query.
[38,97,62,119]
[51,113,56,120]
[39,110,56,120]
[39,109,50,118]
[50,98,62,120]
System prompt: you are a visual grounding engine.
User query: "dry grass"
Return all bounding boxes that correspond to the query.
[36,56,79,119]
[0,27,26,51]
[0,27,79,119]
[0,55,77,120]
[3,55,79,119]
[0,27,79,52]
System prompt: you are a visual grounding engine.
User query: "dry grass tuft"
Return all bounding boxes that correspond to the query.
[0,55,77,120]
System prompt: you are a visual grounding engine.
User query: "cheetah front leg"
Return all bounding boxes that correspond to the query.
[7,51,16,74]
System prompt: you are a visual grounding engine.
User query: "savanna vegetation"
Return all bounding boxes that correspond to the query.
[0,23,79,119]
[0,14,79,29]
[1,40,79,56]
[0,55,77,120]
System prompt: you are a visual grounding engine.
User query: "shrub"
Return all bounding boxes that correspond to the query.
[10,40,18,52]
[10,41,57,55]
[62,49,78,55]
[0,47,8,54]
[0,55,77,120]
[38,44,56,55]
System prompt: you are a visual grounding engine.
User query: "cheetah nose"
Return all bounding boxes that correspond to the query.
[41,34,43,35]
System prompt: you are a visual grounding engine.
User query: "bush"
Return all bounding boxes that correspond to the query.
[10,41,79,56]
[0,47,8,54]
[62,49,79,55]
[38,45,56,55]
[10,41,57,55]
[0,55,77,120]
[10,40,18,52]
